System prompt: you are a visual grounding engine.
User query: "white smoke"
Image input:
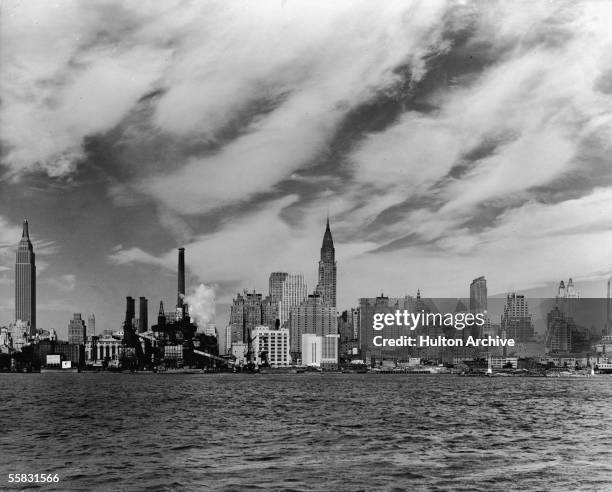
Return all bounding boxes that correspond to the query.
[184,283,216,328]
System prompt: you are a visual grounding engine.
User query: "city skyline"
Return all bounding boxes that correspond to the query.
[2,1,612,334]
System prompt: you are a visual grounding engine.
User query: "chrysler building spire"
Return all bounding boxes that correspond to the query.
[315,217,337,308]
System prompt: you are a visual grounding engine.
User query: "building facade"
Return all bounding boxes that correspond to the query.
[501,293,534,342]
[289,293,337,359]
[469,276,487,314]
[301,333,339,367]
[68,313,87,345]
[545,305,572,354]
[252,326,291,367]
[278,273,307,327]
[302,333,322,366]
[15,219,36,335]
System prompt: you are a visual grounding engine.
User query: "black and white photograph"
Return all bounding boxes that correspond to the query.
[1,0,612,490]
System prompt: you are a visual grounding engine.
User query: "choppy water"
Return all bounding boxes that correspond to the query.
[1,373,611,491]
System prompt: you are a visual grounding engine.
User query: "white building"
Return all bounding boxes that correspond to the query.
[302,333,322,366]
[252,326,291,367]
[86,335,123,364]
[301,333,339,367]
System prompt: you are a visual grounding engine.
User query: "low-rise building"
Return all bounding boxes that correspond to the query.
[252,326,290,367]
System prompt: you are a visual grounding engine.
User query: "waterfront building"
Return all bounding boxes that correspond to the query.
[302,333,321,366]
[15,219,36,335]
[358,294,417,361]
[501,293,534,342]
[322,333,340,367]
[593,335,612,355]
[38,339,84,366]
[68,313,87,345]
[315,218,337,308]
[252,326,291,367]
[288,293,337,360]
[300,333,339,367]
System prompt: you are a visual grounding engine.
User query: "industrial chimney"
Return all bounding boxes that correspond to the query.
[138,296,148,333]
[177,248,185,309]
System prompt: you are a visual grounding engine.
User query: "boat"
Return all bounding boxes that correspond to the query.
[486,355,493,377]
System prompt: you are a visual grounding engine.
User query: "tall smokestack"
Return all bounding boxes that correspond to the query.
[125,296,135,330]
[138,297,148,333]
[177,248,185,309]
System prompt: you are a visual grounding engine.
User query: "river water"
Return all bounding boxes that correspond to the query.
[1,373,611,491]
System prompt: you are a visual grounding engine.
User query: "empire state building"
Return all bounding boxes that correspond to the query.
[15,219,36,335]
[315,218,337,308]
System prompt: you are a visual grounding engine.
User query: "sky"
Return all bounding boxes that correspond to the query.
[1,0,612,344]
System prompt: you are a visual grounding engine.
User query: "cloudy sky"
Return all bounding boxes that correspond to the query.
[1,0,612,340]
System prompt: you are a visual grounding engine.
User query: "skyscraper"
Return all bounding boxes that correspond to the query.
[469,276,487,339]
[501,293,534,342]
[469,276,487,314]
[288,293,337,360]
[68,313,87,344]
[278,273,307,327]
[269,272,288,304]
[315,218,337,308]
[15,219,36,335]
[545,305,572,354]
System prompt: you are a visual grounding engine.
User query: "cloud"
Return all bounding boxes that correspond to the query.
[45,274,77,292]
[1,0,170,178]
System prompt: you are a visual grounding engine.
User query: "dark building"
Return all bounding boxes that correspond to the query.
[315,218,337,308]
[15,219,36,335]
[68,313,87,344]
[138,297,148,333]
[38,339,84,367]
[338,310,355,343]
[546,305,572,354]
